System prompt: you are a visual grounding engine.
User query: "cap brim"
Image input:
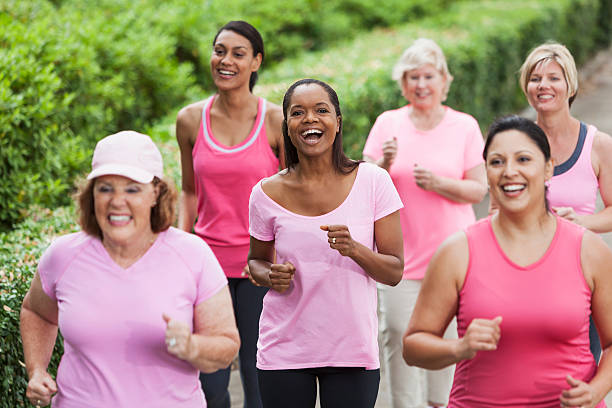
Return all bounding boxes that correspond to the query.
[87,164,154,184]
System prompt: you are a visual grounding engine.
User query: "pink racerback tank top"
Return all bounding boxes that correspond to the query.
[192,96,279,278]
[449,216,601,408]
[548,123,598,215]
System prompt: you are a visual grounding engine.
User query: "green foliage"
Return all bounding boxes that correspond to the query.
[253,0,611,159]
[0,207,77,407]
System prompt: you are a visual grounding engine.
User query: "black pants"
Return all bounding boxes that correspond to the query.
[590,315,601,363]
[200,278,267,408]
[258,367,380,408]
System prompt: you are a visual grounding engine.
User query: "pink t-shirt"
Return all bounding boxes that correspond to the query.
[548,123,598,215]
[450,217,602,408]
[363,106,484,280]
[38,227,228,408]
[248,163,403,370]
[192,96,279,278]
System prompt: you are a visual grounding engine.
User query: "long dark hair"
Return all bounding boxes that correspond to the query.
[484,115,551,211]
[282,78,360,174]
[213,21,264,92]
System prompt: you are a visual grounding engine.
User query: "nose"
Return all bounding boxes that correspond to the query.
[303,109,317,123]
[109,191,127,207]
[502,160,519,177]
[416,76,426,87]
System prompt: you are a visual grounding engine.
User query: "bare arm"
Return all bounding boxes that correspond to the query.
[322,210,404,286]
[176,104,203,232]
[414,162,487,204]
[247,237,295,293]
[164,286,240,373]
[266,103,286,169]
[20,271,59,406]
[563,231,612,406]
[363,137,397,172]
[574,131,612,233]
[403,231,501,369]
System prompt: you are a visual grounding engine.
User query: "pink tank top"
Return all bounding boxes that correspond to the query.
[450,216,601,408]
[192,96,279,278]
[548,123,598,215]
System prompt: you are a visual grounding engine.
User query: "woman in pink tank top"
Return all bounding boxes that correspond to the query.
[403,116,612,407]
[176,21,284,408]
[518,42,612,364]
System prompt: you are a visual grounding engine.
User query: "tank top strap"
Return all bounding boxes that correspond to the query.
[554,122,587,176]
[582,123,597,166]
[200,96,267,154]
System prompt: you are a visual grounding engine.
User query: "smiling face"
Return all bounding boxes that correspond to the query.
[401,64,446,110]
[486,129,553,214]
[286,84,341,158]
[526,59,570,113]
[210,30,261,91]
[94,175,158,248]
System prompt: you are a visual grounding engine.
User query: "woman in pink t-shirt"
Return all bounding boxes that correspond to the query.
[518,43,612,362]
[403,116,612,408]
[248,79,404,408]
[176,21,284,408]
[362,38,487,408]
[20,131,239,407]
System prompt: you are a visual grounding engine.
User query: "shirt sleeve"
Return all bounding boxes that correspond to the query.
[194,242,228,306]
[462,116,485,171]
[373,165,404,221]
[249,182,275,242]
[362,114,387,160]
[37,234,83,301]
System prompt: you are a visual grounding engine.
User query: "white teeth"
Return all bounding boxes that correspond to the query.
[502,184,525,192]
[539,95,553,100]
[219,70,235,75]
[302,129,322,136]
[109,215,131,222]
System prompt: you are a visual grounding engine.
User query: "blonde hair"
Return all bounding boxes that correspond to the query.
[392,38,453,100]
[519,42,578,106]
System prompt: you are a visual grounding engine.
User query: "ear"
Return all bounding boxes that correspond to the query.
[152,183,161,207]
[544,158,554,181]
[336,115,341,134]
[251,52,262,72]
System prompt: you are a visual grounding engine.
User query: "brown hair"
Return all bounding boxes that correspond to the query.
[75,176,177,239]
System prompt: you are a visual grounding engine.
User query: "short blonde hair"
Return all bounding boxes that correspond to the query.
[392,38,454,100]
[519,43,578,105]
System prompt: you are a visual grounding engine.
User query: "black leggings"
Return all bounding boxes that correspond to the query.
[200,278,268,408]
[257,367,380,408]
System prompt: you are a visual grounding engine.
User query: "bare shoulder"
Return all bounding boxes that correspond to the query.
[593,130,612,155]
[260,170,289,200]
[176,100,207,145]
[581,229,612,286]
[265,101,284,128]
[427,230,470,290]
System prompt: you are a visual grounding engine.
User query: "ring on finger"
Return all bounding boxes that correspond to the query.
[168,337,177,347]
[331,237,336,244]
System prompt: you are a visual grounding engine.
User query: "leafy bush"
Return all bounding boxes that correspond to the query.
[0,207,77,407]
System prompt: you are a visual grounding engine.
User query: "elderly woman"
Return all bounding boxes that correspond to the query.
[403,116,612,408]
[518,43,612,362]
[20,131,239,407]
[362,38,487,407]
[248,79,404,408]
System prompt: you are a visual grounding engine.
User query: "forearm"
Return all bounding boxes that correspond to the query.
[247,259,272,287]
[587,345,612,404]
[20,307,58,378]
[178,191,198,232]
[578,207,612,233]
[185,333,240,373]
[432,177,487,204]
[402,331,464,370]
[350,242,402,286]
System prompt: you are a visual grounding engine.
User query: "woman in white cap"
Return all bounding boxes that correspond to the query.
[20,131,240,407]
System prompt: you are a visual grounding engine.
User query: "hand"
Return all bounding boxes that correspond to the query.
[320,224,358,257]
[163,313,193,361]
[26,369,57,407]
[268,262,296,293]
[381,137,398,168]
[457,316,502,360]
[413,165,439,191]
[553,207,583,225]
[243,264,262,287]
[560,375,596,408]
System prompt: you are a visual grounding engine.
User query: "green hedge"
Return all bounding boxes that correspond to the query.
[59,0,456,90]
[251,0,611,158]
[0,207,77,407]
[0,2,198,229]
